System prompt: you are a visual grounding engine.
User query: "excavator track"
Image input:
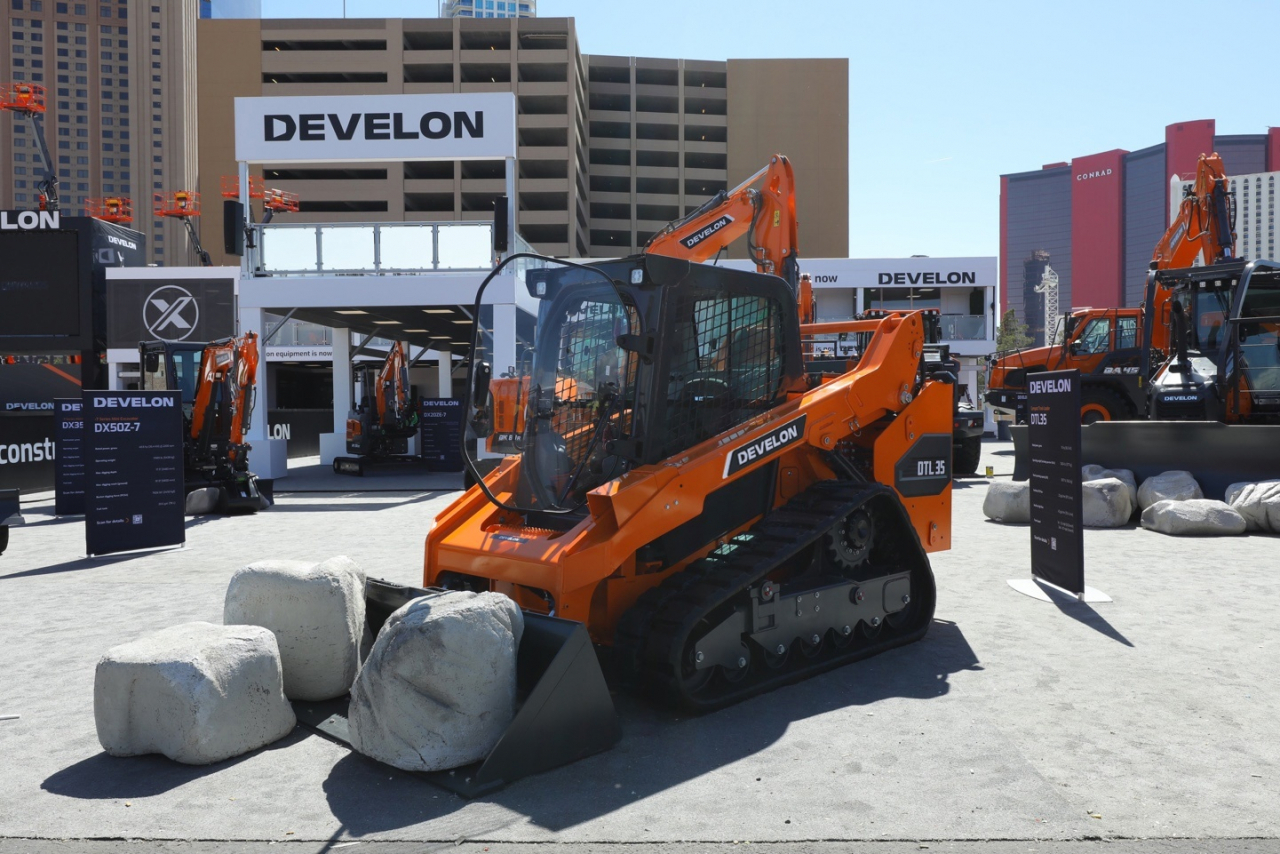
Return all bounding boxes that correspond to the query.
[615,480,936,712]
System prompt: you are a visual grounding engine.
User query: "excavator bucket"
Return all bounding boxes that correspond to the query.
[294,578,622,798]
[1012,422,1280,500]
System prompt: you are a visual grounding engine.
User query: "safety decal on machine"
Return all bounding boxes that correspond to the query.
[680,215,736,250]
[723,415,806,478]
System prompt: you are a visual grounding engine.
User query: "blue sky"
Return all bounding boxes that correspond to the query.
[261,0,1280,259]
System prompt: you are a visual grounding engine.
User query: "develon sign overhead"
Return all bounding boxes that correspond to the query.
[234,93,517,164]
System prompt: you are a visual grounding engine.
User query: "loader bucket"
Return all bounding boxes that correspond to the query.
[1011,422,1280,500]
[295,578,622,798]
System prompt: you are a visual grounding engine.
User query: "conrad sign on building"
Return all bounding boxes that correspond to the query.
[234,93,518,163]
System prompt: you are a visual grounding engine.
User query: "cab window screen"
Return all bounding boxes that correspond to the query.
[660,292,784,460]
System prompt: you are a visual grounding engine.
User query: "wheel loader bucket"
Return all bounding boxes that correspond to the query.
[1013,422,1280,500]
[295,578,622,798]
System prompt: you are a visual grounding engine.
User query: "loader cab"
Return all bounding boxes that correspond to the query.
[465,253,804,516]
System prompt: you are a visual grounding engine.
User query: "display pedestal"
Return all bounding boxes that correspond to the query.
[1008,577,1112,604]
[319,432,346,466]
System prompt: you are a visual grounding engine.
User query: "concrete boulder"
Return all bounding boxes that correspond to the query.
[983,480,1031,524]
[1082,477,1134,528]
[94,622,296,765]
[1137,470,1203,510]
[347,590,524,772]
[1225,480,1280,533]
[1140,499,1247,536]
[1082,465,1138,510]
[224,556,366,701]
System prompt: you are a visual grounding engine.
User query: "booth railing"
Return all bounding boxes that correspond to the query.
[248,221,531,275]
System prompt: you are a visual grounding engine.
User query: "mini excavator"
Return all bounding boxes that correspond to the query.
[335,341,420,475]
[140,333,266,513]
[421,155,952,711]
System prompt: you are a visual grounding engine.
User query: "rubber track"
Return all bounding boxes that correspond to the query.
[615,479,936,712]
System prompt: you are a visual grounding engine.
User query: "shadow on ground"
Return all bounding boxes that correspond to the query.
[315,619,981,838]
[41,728,311,799]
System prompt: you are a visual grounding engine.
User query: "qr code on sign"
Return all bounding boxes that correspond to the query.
[132,514,143,525]
[1051,537,1057,551]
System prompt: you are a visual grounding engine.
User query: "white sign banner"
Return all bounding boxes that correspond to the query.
[266,346,334,361]
[234,93,517,164]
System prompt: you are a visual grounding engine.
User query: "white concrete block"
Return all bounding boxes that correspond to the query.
[1082,464,1137,510]
[347,590,524,772]
[224,556,366,702]
[1225,480,1280,533]
[94,622,295,765]
[982,480,1030,524]
[1137,471,1204,510]
[1082,477,1134,528]
[1140,499,1247,536]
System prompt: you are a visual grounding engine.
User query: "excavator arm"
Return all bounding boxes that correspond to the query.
[645,154,800,296]
[1151,153,1235,270]
[1145,153,1237,355]
[375,341,412,429]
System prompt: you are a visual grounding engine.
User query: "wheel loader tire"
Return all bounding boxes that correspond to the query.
[953,435,981,476]
[0,525,8,556]
[1080,388,1132,425]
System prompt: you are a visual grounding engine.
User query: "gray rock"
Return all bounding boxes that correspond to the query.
[347,590,524,772]
[1082,477,1133,528]
[1140,499,1247,536]
[982,480,1030,524]
[1225,480,1280,533]
[224,556,366,702]
[1082,464,1137,510]
[1137,470,1204,510]
[94,622,295,765]
[184,487,222,516]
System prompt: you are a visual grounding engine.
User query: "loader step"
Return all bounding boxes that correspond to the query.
[614,479,936,712]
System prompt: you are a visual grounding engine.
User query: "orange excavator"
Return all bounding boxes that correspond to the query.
[986,153,1236,423]
[335,341,420,475]
[139,333,266,513]
[419,155,950,710]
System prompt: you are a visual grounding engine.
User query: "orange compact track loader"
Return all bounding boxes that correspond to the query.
[424,155,952,713]
[305,157,952,796]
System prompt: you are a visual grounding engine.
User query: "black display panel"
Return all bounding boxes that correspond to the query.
[1027,369,1084,595]
[0,414,56,493]
[54,398,86,516]
[419,397,464,471]
[0,231,81,338]
[83,391,185,556]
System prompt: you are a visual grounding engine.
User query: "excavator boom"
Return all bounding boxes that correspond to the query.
[645,155,800,292]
